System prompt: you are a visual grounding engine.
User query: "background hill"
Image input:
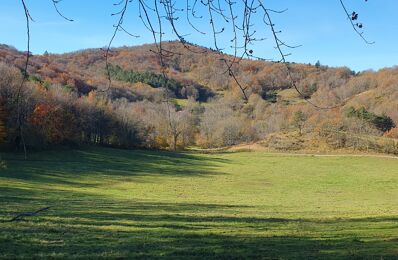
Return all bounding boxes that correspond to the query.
[0,41,397,153]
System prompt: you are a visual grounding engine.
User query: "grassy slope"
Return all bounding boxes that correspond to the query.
[0,148,397,259]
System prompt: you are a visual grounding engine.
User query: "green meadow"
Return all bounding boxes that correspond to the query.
[0,148,397,259]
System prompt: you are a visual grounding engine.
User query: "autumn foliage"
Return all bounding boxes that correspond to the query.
[30,104,78,144]
[0,42,397,153]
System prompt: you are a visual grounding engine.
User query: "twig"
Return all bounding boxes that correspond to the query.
[2,206,51,223]
[339,0,374,44]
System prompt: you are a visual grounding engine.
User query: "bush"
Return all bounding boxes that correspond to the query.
[384,127,398,139]
[346,107,395,132]
[264,133,304,151]
[318,118,398,154]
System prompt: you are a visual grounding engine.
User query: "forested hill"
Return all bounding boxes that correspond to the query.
[0,41,397,152]
[0,41,397,108]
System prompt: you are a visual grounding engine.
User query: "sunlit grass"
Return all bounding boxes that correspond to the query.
[172,98,190,109]
[0,147,397,258]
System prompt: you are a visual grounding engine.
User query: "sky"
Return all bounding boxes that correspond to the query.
[0,0,397,72]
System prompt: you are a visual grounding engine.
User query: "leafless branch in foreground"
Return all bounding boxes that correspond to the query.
[20,1,374,110]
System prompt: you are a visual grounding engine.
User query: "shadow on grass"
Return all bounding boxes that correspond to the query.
[0,147,228,187]
[0,148,397,258]
[0,200,397,259]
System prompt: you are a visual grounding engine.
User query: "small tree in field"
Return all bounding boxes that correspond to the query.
[292,110,307,136]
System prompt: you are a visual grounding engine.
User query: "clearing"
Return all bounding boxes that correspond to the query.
[0,148,397,259]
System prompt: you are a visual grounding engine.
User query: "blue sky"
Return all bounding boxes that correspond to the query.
[1,0,397,71]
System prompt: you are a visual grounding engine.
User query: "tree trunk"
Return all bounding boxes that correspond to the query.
[173,134,177,151]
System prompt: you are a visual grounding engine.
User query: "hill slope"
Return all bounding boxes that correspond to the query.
[0,41,397,151]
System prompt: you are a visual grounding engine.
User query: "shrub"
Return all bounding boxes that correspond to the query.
[384,127,398,139]
[264,133,304,151]
[346,107,395,132]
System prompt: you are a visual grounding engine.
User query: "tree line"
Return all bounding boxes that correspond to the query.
[0,42,397,154]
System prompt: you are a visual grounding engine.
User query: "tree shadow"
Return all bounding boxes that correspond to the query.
[0,148,397,258]
[0,200,397,259]
[0,147,228,187]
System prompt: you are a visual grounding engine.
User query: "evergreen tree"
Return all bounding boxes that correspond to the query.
[346,106,395,132]
[292,110,307,135]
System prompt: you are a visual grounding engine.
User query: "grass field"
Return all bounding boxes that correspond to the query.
[0,148,397,259]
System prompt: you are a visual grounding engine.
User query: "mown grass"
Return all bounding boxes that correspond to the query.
[0,148,397,259]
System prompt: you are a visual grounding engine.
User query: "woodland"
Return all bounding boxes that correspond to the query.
[0,41,397,154]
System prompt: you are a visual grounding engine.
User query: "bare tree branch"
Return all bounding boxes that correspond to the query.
[339,0,374,45]
[18,0,375,109]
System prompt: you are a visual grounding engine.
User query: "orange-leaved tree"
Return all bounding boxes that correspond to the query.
[30,103,78,145]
